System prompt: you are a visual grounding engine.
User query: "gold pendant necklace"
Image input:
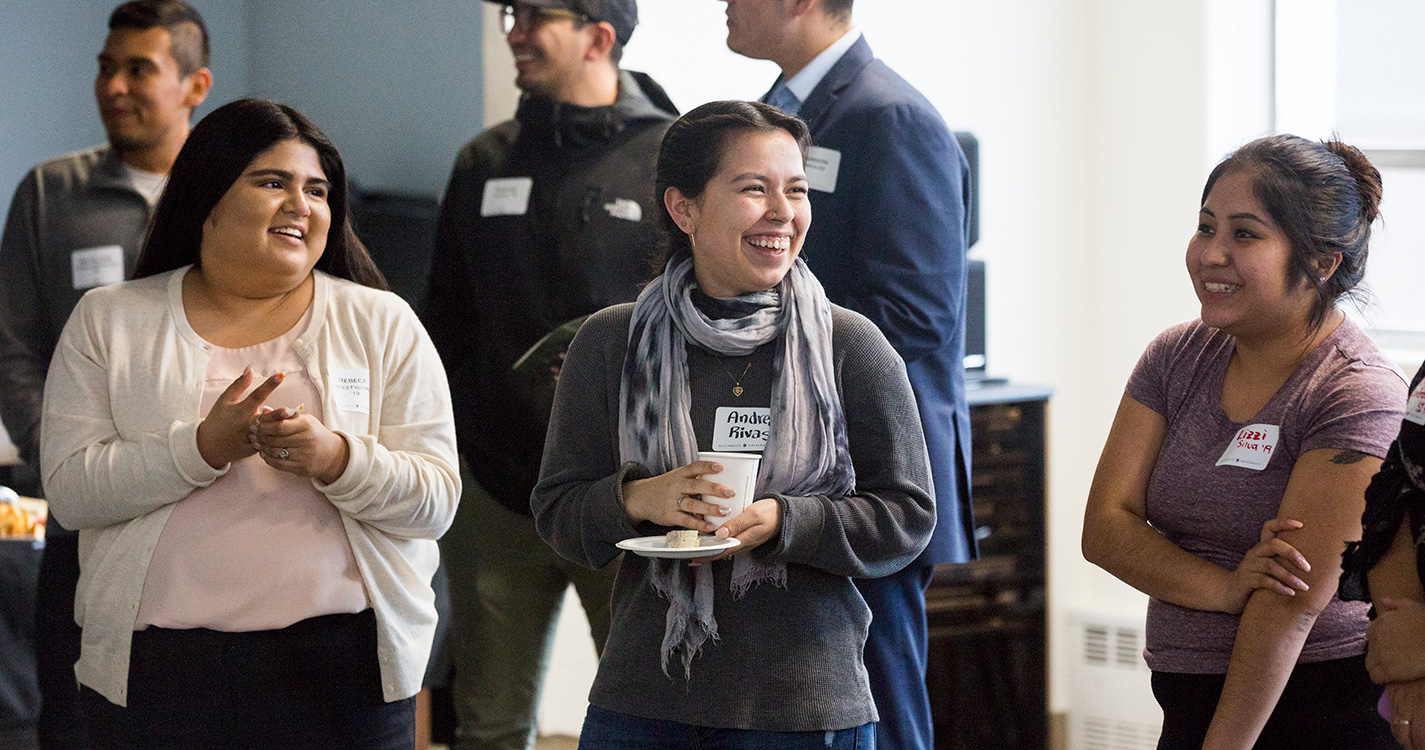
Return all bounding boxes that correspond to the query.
[714,357,754,397]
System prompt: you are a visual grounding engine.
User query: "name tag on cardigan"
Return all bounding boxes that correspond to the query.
[1216,424,1280,471]
[71,245,124,289]
[1407,382,1425,426]
[480,177,533,217]
[331,369,371,414]
[713,407,770,451]
[806,147,842,193]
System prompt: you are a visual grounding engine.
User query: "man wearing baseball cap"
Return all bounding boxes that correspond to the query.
[421,2,676,749]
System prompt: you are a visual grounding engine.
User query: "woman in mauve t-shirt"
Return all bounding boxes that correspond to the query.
[1082,134,1406,750]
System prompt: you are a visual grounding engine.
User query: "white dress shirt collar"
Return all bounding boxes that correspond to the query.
[783,28,864,103]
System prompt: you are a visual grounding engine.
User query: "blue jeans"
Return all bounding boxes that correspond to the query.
[579,704,875,750]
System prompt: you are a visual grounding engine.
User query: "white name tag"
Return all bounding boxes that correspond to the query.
[71,245,125,290]
[712,407,770,451]
[1406,381,1425,426]
[330,369,371,414]
[480,177,534,217]
[1216,423,1281,471]
[603,197,642,222]
[805,146,842,193]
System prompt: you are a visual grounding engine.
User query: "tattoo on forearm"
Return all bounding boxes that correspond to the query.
[1329,450,1369,465]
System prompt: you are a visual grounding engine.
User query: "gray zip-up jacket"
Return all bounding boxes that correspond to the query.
[0,146,150,494]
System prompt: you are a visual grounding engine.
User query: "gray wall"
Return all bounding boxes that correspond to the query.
[0,0,481,204]
[243,0,483,196]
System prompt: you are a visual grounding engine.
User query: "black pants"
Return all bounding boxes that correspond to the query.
[80,610,414,750]
[1152,654,1395,749]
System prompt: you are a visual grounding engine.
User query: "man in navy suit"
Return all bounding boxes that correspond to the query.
[722,1,975,748]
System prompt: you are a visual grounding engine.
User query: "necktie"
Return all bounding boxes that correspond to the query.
[765,79,802,115]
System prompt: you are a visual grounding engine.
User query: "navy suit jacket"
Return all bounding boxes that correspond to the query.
[771,36,975,565]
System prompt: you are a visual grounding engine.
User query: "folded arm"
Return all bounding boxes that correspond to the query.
[1084,395,1308,613]
[1365,498,1425,749]
[1203,448,1383,749]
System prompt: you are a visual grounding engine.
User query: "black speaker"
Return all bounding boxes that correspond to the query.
[348,185,440,308]
[953,131,979,249]
[965,258,986,375]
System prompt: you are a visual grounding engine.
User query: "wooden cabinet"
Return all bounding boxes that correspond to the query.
[927,385,1050,750]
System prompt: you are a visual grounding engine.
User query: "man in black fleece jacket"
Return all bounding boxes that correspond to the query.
[420,1,676,748]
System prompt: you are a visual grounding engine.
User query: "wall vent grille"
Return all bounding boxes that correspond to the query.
[1067,609,1161,750]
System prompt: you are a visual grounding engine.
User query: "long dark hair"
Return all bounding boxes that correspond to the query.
[1202,134,1382,331]
[651,100,811,274]
[134,98,387,290]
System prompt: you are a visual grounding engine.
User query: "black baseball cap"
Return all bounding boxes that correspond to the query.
[487,0,638,46]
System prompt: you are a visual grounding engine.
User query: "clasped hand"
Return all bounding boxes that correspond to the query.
[1383,675,1425,750]
[196,367,350,484]
[622,460,782,561]
[1220,518,1312,614]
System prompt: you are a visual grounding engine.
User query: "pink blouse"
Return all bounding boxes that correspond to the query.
[136,307,369,631]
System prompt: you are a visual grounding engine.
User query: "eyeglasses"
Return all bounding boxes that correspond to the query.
[500,3,590,33]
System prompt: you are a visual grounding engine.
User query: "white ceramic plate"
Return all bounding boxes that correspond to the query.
[616,535,741,559]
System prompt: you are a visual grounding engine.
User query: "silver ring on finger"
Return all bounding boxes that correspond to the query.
[279,448,290,460]
[674,496,683,509]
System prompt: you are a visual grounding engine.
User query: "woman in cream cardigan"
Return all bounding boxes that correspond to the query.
[40,99,458,749]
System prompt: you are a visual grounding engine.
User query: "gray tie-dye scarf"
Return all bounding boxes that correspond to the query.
[618,251,856,679]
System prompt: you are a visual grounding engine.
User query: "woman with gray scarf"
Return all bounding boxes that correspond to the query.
[531,100,935,748]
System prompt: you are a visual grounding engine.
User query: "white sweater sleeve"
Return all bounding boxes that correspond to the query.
[316,301,459,540]
[41,294,226,530]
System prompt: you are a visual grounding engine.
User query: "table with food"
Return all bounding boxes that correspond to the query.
[0,487,45,745]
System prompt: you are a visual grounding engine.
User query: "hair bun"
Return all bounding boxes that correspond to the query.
[1326,140,1383,224]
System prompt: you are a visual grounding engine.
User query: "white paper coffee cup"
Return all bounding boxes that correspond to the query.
[697,451,761,528]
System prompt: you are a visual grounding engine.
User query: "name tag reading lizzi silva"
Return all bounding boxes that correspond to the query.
[1406,381,1425,426]
[712,407,770,451]
[1216,423,1281,471]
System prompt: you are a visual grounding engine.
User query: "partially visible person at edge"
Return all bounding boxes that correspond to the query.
[720,2,975,745]
[421,1,677,748]
[0,2,212,746]
[532,100,936,749]
[1340,361,1425,750]
[40,98,459,750]
[1083,134,1405,749]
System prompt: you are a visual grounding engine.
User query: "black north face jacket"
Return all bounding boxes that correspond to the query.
[424,70,678,515]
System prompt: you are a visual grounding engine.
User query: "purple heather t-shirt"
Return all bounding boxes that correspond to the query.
[1127,317,1406,674]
